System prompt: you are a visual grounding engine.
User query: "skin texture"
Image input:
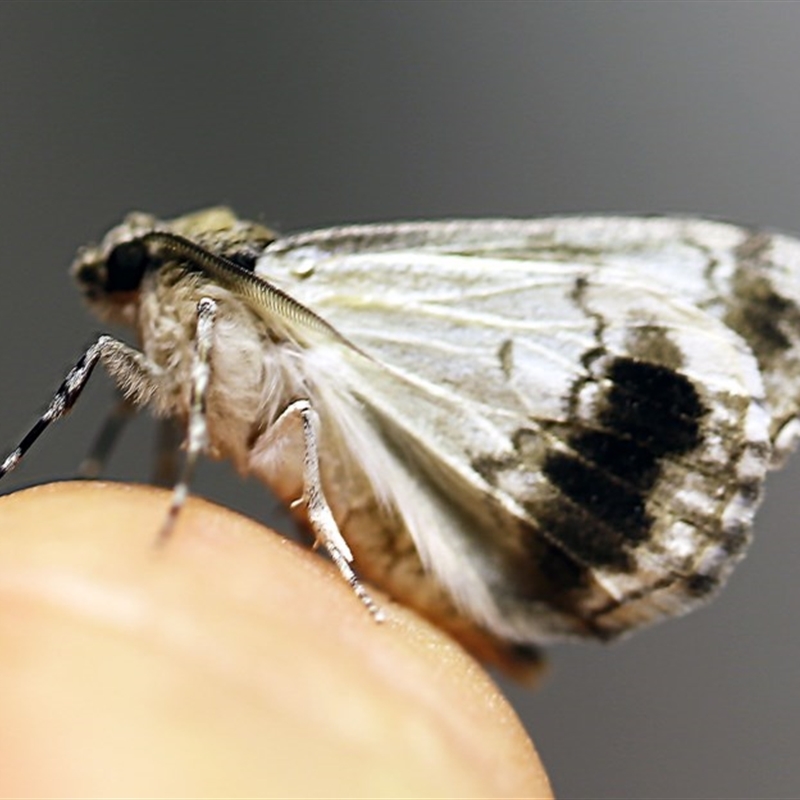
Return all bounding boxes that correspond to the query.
[0,481,551,799]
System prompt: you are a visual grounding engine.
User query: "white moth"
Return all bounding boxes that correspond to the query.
[3,207,798,675]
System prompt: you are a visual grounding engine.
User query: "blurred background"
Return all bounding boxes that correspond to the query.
[1,3,799,797]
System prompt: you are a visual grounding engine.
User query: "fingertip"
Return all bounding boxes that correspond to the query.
[0,481,551,798]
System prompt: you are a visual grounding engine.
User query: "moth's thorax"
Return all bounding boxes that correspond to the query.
[136,267,309,469]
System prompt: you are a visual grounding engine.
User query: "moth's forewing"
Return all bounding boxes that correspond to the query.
[253,217,790,645]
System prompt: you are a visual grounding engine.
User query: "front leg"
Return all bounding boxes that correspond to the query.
[0,335,164,481]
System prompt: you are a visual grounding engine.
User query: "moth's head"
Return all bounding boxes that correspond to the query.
[71,207,277,324]
[71,211,162,325]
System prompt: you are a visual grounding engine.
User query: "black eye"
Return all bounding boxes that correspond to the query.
[227,248,258,271]
[105,240,150,292]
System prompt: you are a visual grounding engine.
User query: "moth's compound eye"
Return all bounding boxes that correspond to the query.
[105,239,150,292]
[226,248,259,272]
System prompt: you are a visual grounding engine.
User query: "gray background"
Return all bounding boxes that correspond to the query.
[1,3,799,798]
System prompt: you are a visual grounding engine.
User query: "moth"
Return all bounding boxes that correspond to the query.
[2,207,798,676]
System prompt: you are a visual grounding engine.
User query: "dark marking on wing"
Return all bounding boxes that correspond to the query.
[539,357,707,570]
[471,338,711,631]
[728,272,800,357]
[543,454,651,546]
[571,275,605,353]
[684,572,719,598]
[470,451,518,487]
[498,339,514,379]
[726,233,800,369]
[603,359,705,453]
[734,477,762,509]
[564,429,660,490]
[568,275,607,418]
[625,324,685,371]
[533,538,592,592]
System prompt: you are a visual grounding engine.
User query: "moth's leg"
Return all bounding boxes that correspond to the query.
[156,297,217,544]
[275,398,384,621]
[78,393,136,478]
[152,419,183,488]
[0,335,162,482]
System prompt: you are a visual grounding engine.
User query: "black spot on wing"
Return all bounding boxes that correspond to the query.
[539,356,707,571]
[543,453,650,543]
[566,429,660,490]
[602,359,704,454]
